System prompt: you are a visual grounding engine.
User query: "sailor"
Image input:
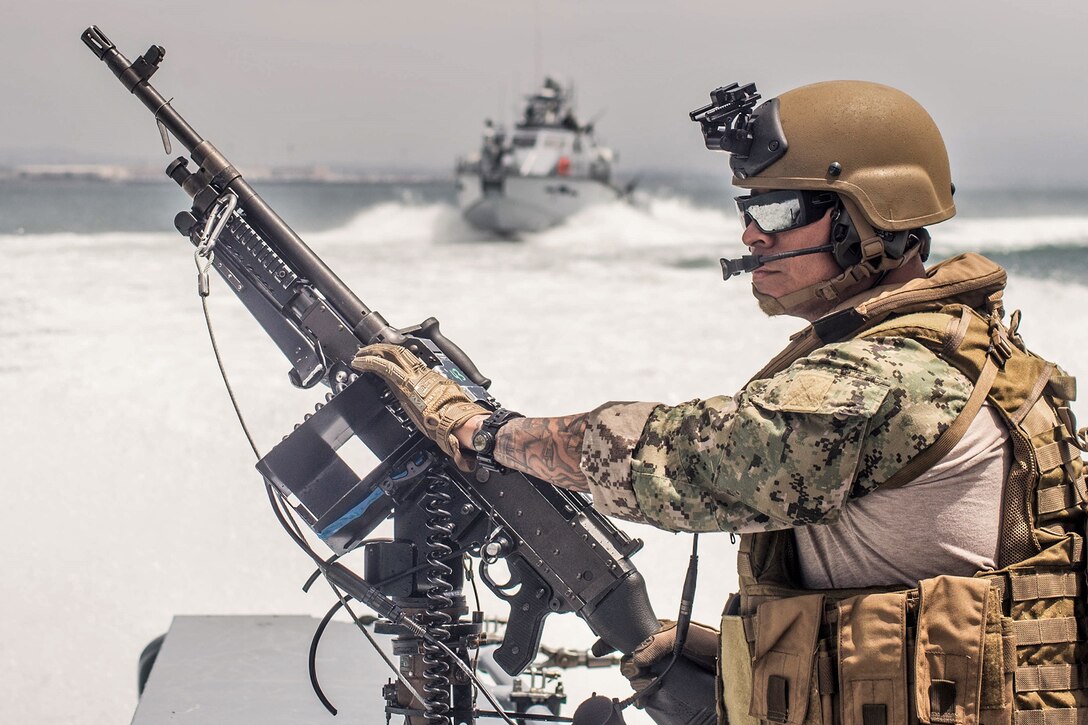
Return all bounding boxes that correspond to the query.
[353,81,1087,724]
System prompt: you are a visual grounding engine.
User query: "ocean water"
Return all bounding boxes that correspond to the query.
[2,176,1087,725]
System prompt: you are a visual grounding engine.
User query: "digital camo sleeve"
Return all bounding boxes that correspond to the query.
[579,401,663,523]
[579,337,972,533]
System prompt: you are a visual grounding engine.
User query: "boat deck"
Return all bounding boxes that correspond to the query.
[132,615,390,724]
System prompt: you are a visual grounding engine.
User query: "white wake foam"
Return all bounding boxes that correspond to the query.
[306,201,458,246]
[6,196,1087,258]
[0,229,177,249]
[528,196,738,249]
[932,215,1088,252]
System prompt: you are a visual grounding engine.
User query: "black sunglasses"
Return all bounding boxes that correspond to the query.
[734,190,838,234]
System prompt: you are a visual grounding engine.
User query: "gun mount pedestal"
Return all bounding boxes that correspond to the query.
[369,504,481,725]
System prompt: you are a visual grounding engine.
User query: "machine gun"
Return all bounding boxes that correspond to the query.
[81,27,715,725]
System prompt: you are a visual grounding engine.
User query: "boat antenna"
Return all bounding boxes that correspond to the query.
[584,108,607,135]
[505,76,513,130]
[534,0,542,81]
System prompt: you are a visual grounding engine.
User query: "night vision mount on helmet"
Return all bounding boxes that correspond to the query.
[689,82,788,180]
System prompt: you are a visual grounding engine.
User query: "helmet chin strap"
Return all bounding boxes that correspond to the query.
[731,196,914,317]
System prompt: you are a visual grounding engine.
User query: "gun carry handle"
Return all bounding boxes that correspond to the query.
[414,317,491,389]
[490,555,555,674]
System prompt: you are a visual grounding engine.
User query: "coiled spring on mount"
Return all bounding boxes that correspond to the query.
[421,475,456,725]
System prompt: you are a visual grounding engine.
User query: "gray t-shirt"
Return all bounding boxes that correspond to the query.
[793,402,1008,589]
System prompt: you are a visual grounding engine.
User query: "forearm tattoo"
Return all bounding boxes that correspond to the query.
[495,414,591,492]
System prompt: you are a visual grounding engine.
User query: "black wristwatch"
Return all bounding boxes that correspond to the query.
[472,408,523,472]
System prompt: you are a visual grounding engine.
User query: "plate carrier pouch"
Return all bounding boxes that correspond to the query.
[720,254,1088,725]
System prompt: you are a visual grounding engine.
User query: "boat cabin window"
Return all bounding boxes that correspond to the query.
[512,134,537,149]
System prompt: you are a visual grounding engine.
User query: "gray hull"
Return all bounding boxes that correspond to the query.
[132,616,390,724]
[132,615,572,724]
[458,173,620,235]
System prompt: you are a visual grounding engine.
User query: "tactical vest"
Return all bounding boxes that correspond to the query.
[719,254,1088,725]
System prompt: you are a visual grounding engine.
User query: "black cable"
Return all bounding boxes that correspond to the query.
[310,599,345,715]
[465,557,483,683]
[303,539,475,595]
[375,541,479,589]
[465,557,482,617]
[263,479,323,565]
[670,532,700,660]
[303,553,340,593]
[617,533,700,710]
[266,475,308,543]
[199,295,261,460]
[319,578,428,708]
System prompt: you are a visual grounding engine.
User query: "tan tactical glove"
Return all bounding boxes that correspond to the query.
[350,343,487,470]
[619,619,719,692]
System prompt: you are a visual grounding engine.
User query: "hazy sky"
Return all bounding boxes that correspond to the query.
[5,1,1087,187]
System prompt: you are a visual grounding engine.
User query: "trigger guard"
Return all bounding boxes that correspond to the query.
[479,558,521,599]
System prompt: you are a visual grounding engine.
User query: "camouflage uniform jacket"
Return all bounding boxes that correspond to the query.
[579,308,974,535]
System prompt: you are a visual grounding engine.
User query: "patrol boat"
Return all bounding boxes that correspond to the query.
[456,77,626,235]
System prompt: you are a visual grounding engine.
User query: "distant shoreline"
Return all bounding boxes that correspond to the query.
[0,164,456,184]
[2,166,1084,197]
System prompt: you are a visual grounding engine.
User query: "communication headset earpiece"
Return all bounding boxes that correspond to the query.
[830,202,926,269]
[830,203,863,268]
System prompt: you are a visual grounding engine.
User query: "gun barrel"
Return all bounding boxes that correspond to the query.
[82,27,204,150]
[81,26,392,339]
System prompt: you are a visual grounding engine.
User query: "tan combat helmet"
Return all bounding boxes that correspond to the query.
[736,80,955,230]
[691,81,956,311]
